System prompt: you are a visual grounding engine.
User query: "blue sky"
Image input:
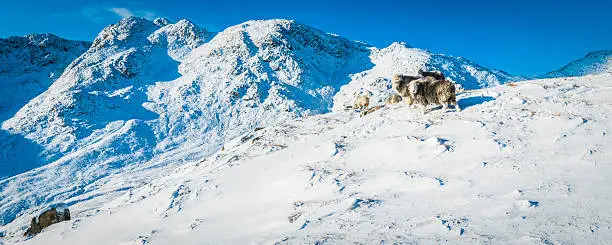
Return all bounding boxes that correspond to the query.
[1,0,610,75]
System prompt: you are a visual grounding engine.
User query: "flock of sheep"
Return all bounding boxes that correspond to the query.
[354,69,460,115]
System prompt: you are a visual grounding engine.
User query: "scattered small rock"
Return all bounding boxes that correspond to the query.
[288,212,302,223]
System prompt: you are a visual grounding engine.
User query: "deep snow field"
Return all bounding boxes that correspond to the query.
[3,73,610,244]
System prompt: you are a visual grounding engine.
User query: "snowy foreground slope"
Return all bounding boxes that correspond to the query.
[0,17,520,228]
[2,73,610,244]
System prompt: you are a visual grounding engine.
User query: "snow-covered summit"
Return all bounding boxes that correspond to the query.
[147,18,373,153]
[153,17,173,27]
[3,17,211,159]
[90,17,162,50]
[149,19,214,60]
[545,50,612,78]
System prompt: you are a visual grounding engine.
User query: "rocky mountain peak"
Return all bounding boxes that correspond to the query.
[149,18,212,60]
[91,17,159,50]
[153,17,173,27]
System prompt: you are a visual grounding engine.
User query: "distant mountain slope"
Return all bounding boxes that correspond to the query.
[3,17,210,163]
[545,50,612,78]
[0,33,90,121]
[0,34,90,180]
[146,19,373,153]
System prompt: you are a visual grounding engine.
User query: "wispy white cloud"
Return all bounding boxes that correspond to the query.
[108,7,133,18]
[107,7,157,20]
[77,5,158,23]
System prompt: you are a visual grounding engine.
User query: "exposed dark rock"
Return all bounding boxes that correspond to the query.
[24,205,70,237]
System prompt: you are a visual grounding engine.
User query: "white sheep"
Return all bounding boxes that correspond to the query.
[354,94,370,110]
[385,93,403,105]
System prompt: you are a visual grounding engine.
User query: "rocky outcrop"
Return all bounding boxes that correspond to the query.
[24,205,70,237]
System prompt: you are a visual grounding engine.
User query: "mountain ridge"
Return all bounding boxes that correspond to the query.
[545,50,612,78]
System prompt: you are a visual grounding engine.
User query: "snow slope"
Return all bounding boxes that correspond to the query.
[545,50,612,78]
[2,73,609,244]
[0,34,90,178]
[0,34,90,121]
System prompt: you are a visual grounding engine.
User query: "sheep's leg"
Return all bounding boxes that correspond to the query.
[405,99,415,109]
[453,100,461,112]
[442,103,448,111]
[420,104,427,114]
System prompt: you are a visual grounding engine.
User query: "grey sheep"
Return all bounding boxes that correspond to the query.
[408,76,460,114]
[418,69,445,81]
[392,74,419,106]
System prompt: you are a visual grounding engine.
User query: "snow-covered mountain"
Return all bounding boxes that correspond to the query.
[2,16,609,244]
[545,50,612,78]
[0,34,90,179]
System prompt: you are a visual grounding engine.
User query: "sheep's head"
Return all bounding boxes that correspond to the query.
[391,74,401,90]
[409,80,422,96]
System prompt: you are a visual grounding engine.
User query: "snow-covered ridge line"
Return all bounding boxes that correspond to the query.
[545,50,612,78]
